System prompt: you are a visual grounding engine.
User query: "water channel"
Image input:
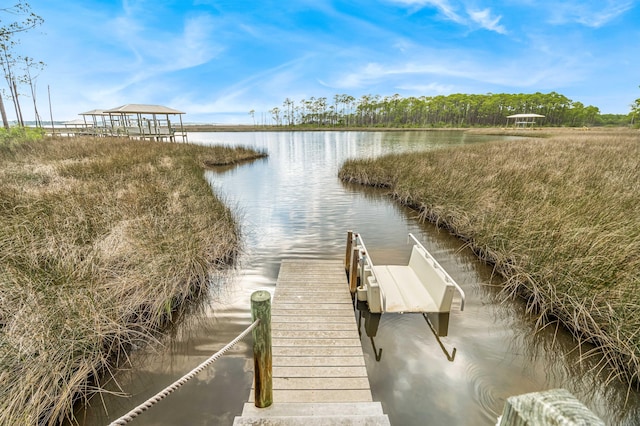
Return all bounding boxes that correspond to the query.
[79,131,640,425]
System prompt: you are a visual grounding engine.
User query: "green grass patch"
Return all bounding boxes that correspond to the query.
[0,136,265,424]
[339,128,640,386]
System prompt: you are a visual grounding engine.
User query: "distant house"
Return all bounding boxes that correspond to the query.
[506,113,545,128]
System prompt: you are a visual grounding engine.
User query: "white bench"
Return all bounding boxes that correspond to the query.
[365,242,464,314]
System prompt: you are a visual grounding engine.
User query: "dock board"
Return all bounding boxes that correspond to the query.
[234,259,390,425]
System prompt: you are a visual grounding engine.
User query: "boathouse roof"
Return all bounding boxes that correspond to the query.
[103,104,185,115]
[79,109,108,116]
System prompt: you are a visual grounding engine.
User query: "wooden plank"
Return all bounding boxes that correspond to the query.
[271,309,354,316]
[274,303,353,310]
[273,346,365,357]
[273,356,365,367]
[272,330,357,339]
[273,366,369,378]
[249,389,373,403]
[271,322,357,331]
[272,315,355,323]
[273,338,362,347]
[273,377,370,390]
[274,293,349,301]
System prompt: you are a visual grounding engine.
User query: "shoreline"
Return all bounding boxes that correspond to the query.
[0,136,266,424]
[338,128,640,387]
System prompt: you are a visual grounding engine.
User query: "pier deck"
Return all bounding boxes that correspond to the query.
[234,259,390,425]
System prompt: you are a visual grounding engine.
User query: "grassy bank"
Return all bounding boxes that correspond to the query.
[0,136,265,424]
[339,129,640,385]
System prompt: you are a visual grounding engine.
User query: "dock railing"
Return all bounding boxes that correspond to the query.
[108,291,272,425]
[345,231,387,313]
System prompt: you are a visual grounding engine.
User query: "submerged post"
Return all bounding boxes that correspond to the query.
[345,230,353,271]
[251,291,272,408]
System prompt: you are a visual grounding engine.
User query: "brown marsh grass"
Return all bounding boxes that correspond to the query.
[0,136,266,424]
[339,128,640,387]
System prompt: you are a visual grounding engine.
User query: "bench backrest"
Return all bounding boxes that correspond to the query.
[408,245,454,311]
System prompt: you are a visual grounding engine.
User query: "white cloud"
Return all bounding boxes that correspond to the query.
[388,0,465,23]
[467,8,507,34]
[395,82,455,94]
[546,1,636,28]
[328,45,588,94]
[388,0,508,33]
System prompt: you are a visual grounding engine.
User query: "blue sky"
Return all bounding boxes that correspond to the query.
[9,0,640,123]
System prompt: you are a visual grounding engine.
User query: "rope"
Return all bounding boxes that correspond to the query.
[108,319,260,425]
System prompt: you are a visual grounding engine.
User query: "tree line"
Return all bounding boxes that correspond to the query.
[261,92,634,128]
[0,1,44,129]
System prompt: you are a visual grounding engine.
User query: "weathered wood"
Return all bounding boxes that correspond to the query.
[271,321,357,331]
[272,377,370,390]
[272,346,365,357]
[272,366,369,378]
[273,356,365,367]
[272,330,358,339]
[251,290,273,408]
[249,389,373,404]
[236,260,388,425]
[349,247,359,294]
[345,230,353,271]
[498,388,604,426]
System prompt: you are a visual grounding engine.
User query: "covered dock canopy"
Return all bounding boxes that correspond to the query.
[102,104,187,142]
[79,109,111,136]
[507,113,545,128]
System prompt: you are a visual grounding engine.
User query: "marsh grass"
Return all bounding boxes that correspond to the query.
[339,128,640,386]
[0,136,265,424]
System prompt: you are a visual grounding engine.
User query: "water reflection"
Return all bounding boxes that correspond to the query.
[78,131,640,426]
[357,301,383,361]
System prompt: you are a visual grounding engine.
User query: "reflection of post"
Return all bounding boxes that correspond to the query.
[251,291,272,408]
[426,312,450,337]
[423,313,456,362]
[357,301,383,361]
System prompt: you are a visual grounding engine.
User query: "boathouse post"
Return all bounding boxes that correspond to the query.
[251,290,272,408]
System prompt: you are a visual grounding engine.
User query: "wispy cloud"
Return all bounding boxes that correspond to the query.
[388,0,465,23]
[14,0,640,121]
[467,8,506,34]
[546,0,636,27]
[388,0,508,33]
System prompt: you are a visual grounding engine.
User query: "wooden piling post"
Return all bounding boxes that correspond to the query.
[251,290,272,408]
[345,230,353,271]
[349,247,359,294]
[498,388,604,425]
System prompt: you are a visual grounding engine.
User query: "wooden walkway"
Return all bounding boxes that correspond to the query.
[234,259,390,425]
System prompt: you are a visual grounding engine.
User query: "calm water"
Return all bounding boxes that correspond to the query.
[78,131,640,425]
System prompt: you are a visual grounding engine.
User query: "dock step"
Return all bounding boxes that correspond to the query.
[233,415,391,425]
[235,400,391,425]
[239,402,385,417]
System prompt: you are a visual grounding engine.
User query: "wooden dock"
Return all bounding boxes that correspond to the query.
[234,259,390,425]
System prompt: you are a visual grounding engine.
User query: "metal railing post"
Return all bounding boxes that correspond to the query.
[251,290,272,408]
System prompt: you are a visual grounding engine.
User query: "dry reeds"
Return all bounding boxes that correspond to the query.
[0,136,264,424]
[339,128,640,386]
